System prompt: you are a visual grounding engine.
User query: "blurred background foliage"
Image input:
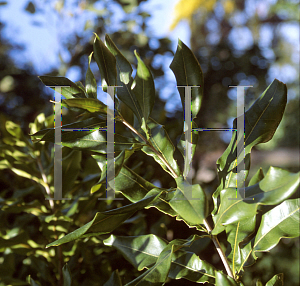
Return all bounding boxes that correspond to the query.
[0,0,299,285]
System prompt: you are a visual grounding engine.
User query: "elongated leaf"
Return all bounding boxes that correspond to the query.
[213,79,287,215]
[104,234,168,271]
[86,52,97,98]
[93,34,117,89]
[215,270,239,286]
[142,121,180,177]
[63,98,107,114]
[62,264,72,286]
[253,199,299,256]
[132,50,155,123]
[39,76,86,99]
[170,39,203,120]
[177,120,199,178]
[212,167,300,235]
[104,234,216,284]
[265,274,284,286]
[46,193,161,248]
[225,217,256,273]
[169,177,207,225]
[125,244,174,285]
[62,148,81,196]
[104,270,122,286]
[30,117,106,142]
[105,34,143,125]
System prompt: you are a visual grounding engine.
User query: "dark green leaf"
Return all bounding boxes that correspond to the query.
[86,52,97,98]
[104,270,122,286]
[215,270,239,286]
[105,34,143,125]
[93,34,117,89]
[170,39,204,119]
[62,264,72,286]
[213,79,287,215]
[46,193,161,247]
[212,167,300,235]
[132,50,155,123]
[142,121,180,177]
[169,177,207,225]
[125,244,173,285]
[39,76,86,99]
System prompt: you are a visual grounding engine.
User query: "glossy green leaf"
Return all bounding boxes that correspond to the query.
[213,79,287,215]
[86,52,97,98]
[125,244,173,285]
[253,199,299,256]
[169,176,207,225]
[104,234,216,284]
[170,39,204,119]
[256,279,263,286]
[248,167,264,186]
[93,150,126,185]
[63,98,107,114]
[93,34,117,90]
[212,167,300,235]
[225,217,256,273]
[39,76,86,99]
[104,270,122,286]
[62,264,72,286]
[30,117,106,142]
[105,34,143,125]
[142,121,180,177]
[265,274,284,286]
[132,50,155,123]
[215,270,239,286]
[46,193,161,247]
[103,234,168,271]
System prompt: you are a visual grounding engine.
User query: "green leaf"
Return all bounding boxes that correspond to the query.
[169,177,207,226]
[104,234,168,271]
[30,117,106,142]
[170,39,204,120]
[39,76,86,99]
[62,148,81,196]
[105,34,143,125]
[212,167,300,235]
[213,79,287,215]
[104,270,122,286]
[104,234,216,284]
[215,270,239,286]
[142,121,180,177]
[253,199,299,256]
[177,120,199,177]
[132,50,155,123]
[93,34,117,90]
[63,98,107,114]
[256,279,263,286]
[93,150,126,185]
[62,264,72,286]
[248,167,264,186]
[125,244,173,285]
[265,274,284,286]
[86,52,97,98]
[29,276,41,286]
[46,193,161,247]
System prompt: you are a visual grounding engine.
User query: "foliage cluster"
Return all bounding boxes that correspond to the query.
[0,34,299,286]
